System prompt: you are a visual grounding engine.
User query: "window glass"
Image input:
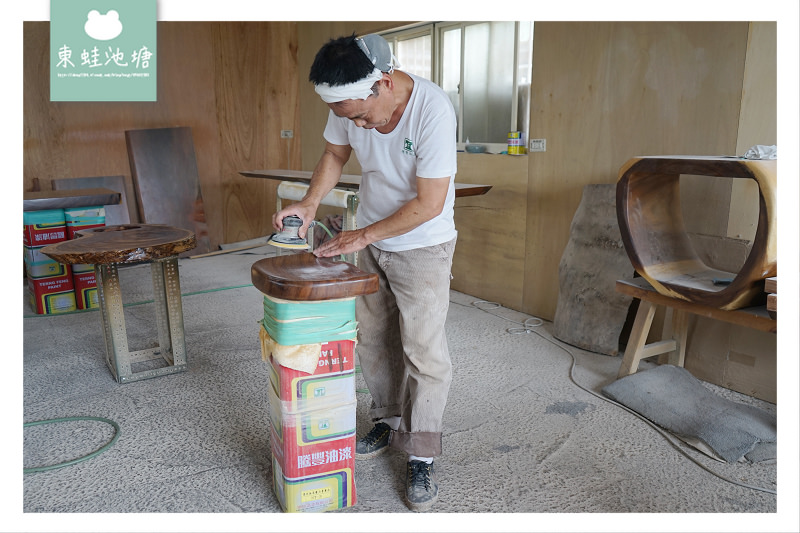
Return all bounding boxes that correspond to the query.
[396,34,431,79]
[462,22,515,144]
[381,21,533,147]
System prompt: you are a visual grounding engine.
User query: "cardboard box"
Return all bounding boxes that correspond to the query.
[23,209,66,247]
[27,273,76,314]
[73,271,99,310]
[272,456,356,513]
[23,246,70,279]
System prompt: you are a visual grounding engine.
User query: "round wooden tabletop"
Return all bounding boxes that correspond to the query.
[41,224,197,265]
[251,252,379,301]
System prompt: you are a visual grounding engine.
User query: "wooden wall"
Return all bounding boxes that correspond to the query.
[525,21,757,320]
[24,21,301,249]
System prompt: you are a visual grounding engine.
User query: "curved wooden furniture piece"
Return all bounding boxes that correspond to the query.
[41,224,197,384]
[251,252,379,301]
[616,156,776,310]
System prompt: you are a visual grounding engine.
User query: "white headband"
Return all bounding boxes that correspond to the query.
[314,68,383,104]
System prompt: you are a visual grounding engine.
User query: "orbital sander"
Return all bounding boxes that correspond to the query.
[267,215,310,250]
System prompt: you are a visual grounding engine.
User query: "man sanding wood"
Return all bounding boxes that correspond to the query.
[272,33,457,512]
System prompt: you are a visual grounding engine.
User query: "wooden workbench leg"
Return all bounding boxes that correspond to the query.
[617,300,657,378]
[661,308,688,367]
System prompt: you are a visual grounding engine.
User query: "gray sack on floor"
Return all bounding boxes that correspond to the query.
[601,365,776,463]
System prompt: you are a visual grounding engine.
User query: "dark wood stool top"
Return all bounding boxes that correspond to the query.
[41,224,196,265]
[251,253,379,301]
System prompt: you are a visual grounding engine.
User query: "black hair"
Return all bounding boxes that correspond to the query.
[308,34,375,86]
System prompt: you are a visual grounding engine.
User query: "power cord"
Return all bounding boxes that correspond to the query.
[458,298,777,496]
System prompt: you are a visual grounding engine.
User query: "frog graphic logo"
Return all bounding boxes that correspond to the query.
[84,10,123,41]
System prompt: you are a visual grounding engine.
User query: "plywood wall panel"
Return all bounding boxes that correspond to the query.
[728,22,777,241]
[212,22,300,244]
[525,22,750,320]
[23,22,71,187]
[450,154,528,311]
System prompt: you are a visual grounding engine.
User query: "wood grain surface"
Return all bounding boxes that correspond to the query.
[41,224,196,265]
[125,127,212,256]
[251,252,379,301]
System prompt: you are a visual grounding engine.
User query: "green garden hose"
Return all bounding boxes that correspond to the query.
[23,416,121,474]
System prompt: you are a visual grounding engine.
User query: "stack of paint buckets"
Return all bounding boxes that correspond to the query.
[24,206,105,314]
[259,294,360,512]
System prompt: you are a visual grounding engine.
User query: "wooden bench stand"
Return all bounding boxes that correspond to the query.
[616,278,776,379]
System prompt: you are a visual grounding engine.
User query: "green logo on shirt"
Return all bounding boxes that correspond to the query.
[403,138,415,156]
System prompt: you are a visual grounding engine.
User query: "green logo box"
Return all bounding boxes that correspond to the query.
[50,0,156,101]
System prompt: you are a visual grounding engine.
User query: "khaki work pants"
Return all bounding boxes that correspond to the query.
[356,237,456,457]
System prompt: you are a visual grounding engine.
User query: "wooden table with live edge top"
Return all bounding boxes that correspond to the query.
[42,224,197,384]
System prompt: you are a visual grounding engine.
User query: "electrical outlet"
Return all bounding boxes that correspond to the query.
[529,138,546,152]
[280,130,294,139]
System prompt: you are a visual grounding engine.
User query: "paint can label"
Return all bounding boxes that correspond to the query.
[508,131,525,155]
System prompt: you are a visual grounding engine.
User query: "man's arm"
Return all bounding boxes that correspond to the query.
[272,142,352,238]
[313,175,450,258]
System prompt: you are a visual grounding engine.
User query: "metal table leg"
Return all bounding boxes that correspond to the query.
[94,256,188,383]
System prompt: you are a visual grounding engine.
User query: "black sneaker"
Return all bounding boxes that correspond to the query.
[405,460,438,512]
[355,422,391,459]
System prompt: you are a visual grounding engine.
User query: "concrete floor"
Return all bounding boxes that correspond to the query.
[13,245,794,532]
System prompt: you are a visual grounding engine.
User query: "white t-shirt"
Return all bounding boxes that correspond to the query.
[322,73,458,252]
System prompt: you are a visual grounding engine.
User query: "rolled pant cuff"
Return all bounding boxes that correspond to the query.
[390,430,442,457]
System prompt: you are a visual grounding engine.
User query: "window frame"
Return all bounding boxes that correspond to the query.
[380,21,532,153]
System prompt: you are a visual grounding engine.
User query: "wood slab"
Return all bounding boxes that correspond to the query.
[616,156,776,310]
[51,175,136,225]
[41,224,196,265]
[125,127,212,255]
[23,188,121,212]
[251,252,379,301]
[240,169,493,198]
[552,184,635,356]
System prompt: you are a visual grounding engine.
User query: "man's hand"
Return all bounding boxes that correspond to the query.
[313,228,370,258]
[272,203,317,240]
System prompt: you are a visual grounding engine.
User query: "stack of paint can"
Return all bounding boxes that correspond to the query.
[24,209,75,314]
[64,206,106,310]
[23,206,107,314]
[259,295,359,512]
